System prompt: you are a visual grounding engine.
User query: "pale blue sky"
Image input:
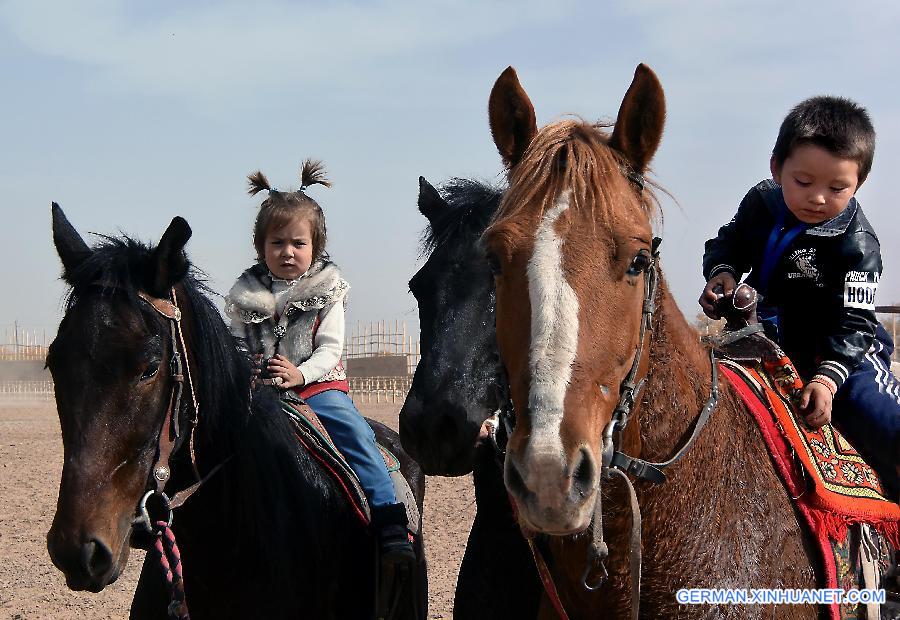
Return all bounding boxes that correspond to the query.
[2,0,899,342]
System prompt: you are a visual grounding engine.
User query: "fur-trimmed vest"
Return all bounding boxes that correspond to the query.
[225,260,350,397]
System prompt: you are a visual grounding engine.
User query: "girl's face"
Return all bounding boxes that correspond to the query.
[264,216,314,280]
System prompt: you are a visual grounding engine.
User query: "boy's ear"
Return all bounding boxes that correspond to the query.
[769,156,782,184]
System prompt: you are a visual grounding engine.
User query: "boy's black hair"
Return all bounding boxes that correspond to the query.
[772,96,876,185]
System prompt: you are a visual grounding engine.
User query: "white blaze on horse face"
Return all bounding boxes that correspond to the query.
[525,191,578,458]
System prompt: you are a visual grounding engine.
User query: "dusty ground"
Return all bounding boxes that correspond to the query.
[0,401,475,619]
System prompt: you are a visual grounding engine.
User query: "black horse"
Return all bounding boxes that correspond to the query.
[399,178,541,618]
[46,205,427,619]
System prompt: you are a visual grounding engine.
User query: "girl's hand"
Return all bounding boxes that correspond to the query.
[799,382,833,429]
[267,354,306,389]
[699,272,737,319]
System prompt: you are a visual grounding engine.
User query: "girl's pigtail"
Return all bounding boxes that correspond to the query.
[299,159,332,190]
[248,170,272,196]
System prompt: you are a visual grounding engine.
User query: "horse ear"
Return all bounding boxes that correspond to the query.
[51,202,92,279]
[609,64,666,173]
[488,66,537,168]
[418,176,447,223]
[147,217,192,296]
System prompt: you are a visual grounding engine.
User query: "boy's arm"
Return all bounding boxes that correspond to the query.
[297,300,346,385]
[814,231,882,390]
[702,186,764,282]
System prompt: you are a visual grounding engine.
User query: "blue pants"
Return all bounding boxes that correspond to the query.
[305,390,398,508]
[832,324,900,497]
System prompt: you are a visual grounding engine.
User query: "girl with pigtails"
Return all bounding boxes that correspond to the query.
[224,159,415,568]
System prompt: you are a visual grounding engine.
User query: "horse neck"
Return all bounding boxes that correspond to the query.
[634,276,713,460]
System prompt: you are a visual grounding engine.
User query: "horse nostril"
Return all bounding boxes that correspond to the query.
[82,538,113,580]
[571,447,596,499]
[505,455,530,502]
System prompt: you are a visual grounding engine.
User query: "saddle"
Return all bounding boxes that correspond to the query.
[708,286,900,619]
[279,396,419,535]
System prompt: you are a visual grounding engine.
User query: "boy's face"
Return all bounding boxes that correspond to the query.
[264,216,314,280]
[771,143,860,225]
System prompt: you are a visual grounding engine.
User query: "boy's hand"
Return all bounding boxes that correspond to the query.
[699,272,737,319]
[799,382,832,429]
[267,354,306,389]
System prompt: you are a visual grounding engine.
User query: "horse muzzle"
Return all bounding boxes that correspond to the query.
[504,441,599,534]
[399,394,482,476]
[47,520,129,592]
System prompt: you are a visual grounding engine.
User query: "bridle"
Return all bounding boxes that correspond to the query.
[93,284,226,619]
[488,169,720,620]
[586,236,720,620]
[130,287,205,536]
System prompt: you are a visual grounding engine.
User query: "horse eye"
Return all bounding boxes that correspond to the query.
[626,252,651,277]
[140,360,160,381]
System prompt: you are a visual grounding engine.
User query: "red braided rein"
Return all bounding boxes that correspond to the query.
[152,521,190,620]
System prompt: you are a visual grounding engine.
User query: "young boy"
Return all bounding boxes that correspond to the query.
[699,96,899,497]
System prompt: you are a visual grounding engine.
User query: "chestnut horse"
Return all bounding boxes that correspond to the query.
[479,65,820,618]
[46,206,427,619]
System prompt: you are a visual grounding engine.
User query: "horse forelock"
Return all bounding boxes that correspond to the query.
[490,119,659,237]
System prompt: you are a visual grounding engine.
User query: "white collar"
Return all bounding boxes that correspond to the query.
[267,268,310,285]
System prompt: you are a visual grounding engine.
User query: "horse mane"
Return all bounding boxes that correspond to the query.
[492,118,661,229]
[62,235,342,592]
[420,178,503,257]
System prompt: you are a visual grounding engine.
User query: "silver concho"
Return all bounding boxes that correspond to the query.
[154,465,171,482]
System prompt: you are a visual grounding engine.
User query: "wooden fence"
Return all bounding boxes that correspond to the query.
[344,320,420,376]
[0,321,422,403]
[0,326,49,361]
[876,307,899,363]
[0,380,55,402]
[348,377,414,405]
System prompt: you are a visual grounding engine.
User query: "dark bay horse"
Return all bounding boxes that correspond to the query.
[480,65,820,618]
[46,205,426,619]
[400,177,542,618]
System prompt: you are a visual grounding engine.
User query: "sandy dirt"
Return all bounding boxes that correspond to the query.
[0,402,475,619]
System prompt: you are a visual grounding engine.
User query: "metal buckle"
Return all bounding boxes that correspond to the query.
[581,556,609,591]
[133,490,173,535]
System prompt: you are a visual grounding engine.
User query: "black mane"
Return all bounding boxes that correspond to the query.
[420,178,503,256]
[61,234,344,596]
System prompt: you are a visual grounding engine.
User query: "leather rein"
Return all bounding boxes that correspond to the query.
[488,221,720,620]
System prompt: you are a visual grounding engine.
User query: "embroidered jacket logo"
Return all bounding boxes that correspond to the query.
[786,248,822,285]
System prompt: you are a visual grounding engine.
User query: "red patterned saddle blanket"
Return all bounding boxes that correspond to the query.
[720,356,899,619]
